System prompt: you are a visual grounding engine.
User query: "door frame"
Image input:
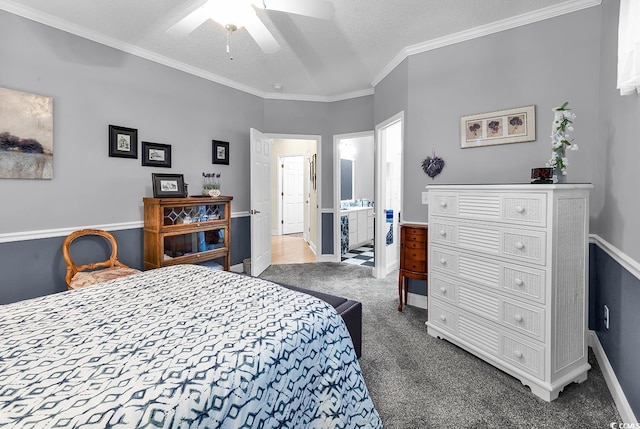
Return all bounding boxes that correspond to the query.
[374,111,404,279]
[333,130,374,263]
[277,154,306,236]
[263,133,321,259]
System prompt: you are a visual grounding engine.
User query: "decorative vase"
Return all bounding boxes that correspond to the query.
[208,189,221,197]
[553,146,567,184]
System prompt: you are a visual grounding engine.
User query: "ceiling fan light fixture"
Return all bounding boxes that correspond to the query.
[209,0,256,30]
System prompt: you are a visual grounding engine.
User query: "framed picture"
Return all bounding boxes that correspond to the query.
[109,125,138,158]
[0,87,53,179]
[142,142,171,168]
[460,105,535,148]
[151,173,186,198]
[212,140,230,165]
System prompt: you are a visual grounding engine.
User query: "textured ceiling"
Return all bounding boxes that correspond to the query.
[1,0,597,100]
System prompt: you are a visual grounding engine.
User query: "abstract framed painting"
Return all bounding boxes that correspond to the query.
[0,87,53,179]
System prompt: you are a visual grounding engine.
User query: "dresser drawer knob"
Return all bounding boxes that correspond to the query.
[514,314,523,322]
[514,350,523,359]
[439,315,447,322]
[440,201,447,208]
[515,206,525,214]
[439,287,447,294]
[515,242,524,250]
[439,258,447,265]
[439,230,446,237]
[514,278,524,286]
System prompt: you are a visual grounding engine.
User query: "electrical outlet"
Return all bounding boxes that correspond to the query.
[604,305,610,330]
[422,191,429,205]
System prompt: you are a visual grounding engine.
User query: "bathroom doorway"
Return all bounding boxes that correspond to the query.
[333,131,375,268]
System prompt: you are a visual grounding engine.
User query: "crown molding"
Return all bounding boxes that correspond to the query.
[372,0,602,87]
[1,0,600,103]
[0,0,265,99]
[264,87,374,103]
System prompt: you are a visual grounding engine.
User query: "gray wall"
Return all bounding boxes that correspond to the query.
[595,0,640,263]
[264,95,374,209]
[0,11,262,231]
[401,8,601,222]
[593,0,640,417]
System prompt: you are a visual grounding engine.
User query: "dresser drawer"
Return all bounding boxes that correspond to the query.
[430,219,547,266]
[403,228,427,242]
[502,300,545,341]
[429,300,459,334]
[430,299,544,378]
[501,334,544,378]
[430,274,457,304]
[429,191,547,227]
[402,260,426,272]
[458,284,545,341]
[430,246,547,304]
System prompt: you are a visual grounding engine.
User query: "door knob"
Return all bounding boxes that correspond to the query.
[250,209,261,214]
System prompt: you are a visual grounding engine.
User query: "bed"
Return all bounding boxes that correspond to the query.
[0,264,382,428]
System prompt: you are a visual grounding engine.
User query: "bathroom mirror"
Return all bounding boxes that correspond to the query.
[340,158,354,201]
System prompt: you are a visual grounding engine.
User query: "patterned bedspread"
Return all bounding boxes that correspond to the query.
[0,265,382,428]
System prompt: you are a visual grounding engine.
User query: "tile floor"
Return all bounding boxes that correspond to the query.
[341,244,375,267]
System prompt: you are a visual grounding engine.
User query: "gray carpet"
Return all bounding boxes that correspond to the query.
[260,262,622,429]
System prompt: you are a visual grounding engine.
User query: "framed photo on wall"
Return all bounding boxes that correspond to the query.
[212,140,230,165]
[142,142,171,168]
[109,125,138,158]
[151,173,186,198]
[460,105,535,148]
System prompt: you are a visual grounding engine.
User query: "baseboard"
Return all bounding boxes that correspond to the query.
[407,292,428,310]
[588,330,638,423]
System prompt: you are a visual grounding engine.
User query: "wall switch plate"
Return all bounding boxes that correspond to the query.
[422,191,429,205]
[604,304,610,329]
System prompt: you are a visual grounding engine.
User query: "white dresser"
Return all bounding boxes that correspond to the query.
[426,184,592,401]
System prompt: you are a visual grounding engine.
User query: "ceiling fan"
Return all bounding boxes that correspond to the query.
[167,0,334,54]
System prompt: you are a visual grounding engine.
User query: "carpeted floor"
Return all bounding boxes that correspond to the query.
[259,262,622,429]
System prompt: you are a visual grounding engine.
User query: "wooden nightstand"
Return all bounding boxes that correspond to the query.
[398,223,428,311]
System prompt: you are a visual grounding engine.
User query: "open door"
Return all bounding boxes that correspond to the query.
[374,113,404,279]
[250,128,272,276]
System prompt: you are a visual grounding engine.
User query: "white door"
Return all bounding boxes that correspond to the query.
[282,155,305,234]
[250,128,272,276]
[374,113,404,279]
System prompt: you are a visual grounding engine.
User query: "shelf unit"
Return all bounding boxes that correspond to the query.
[143,196,233,271]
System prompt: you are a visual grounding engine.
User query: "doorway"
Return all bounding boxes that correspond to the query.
[374,112,404,279]
[270,137,318,265]
[333,131,375,268]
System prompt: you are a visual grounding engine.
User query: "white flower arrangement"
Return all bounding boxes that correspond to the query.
[546,102,578,177]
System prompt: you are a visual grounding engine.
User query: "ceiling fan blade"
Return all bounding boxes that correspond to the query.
[259,0,333,20]
[167,4,211,37]
[245,15,281,54]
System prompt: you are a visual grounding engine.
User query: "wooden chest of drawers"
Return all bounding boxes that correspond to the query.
[426,184,592,401]
[398,223,428,311]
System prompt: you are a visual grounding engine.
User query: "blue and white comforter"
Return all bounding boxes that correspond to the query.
[0,264,382,428]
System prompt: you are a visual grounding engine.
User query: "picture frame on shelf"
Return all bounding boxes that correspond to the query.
[460,105,535,148]
[108,125,138,158]
[142,142,171,168]
[212,140,230,165]
[151,173,186,198]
